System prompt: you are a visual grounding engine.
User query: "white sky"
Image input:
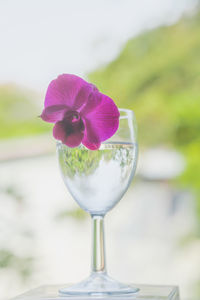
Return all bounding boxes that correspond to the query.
[0,0,198,91]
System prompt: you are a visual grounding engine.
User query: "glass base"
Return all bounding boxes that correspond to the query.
[59,272,139,296]
[11,283,179,300]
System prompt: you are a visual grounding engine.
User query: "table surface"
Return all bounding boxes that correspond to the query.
[11,284,179,300]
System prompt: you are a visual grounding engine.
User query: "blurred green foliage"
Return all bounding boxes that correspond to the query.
[89,12,200,219]
[56,207,87,221]
[0,184,34,281]
[0,84,50,139]
[194,280,200,298]
[58,143,135,180]
[58,144,103,178]
[3,184,24,204]
[0,12,200,220]
[0,249,33,280]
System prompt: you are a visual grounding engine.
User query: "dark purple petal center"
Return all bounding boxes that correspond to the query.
[61,110,84,136]
[64,110,80,123]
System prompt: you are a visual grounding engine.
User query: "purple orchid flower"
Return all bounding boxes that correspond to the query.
[41,74,119,150]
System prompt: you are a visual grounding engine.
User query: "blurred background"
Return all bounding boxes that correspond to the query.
[0,0,200,299]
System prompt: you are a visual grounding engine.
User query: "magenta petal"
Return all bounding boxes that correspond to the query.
[53,122,68,143]
[45,74,94,109]
[81,118,101,150]
[40,105,68,123]
[82,137,101,150]
[83,118,100,144]
[53,119,84,148]
[73,84,96,111]
[80,89,101,116]
[84,93,119,143]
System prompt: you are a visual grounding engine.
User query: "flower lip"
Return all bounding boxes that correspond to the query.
[64,110,80,123]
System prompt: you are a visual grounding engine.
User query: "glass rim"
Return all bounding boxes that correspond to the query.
[119,108,134,119]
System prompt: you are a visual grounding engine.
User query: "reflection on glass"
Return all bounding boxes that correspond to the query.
[58,142,138,215]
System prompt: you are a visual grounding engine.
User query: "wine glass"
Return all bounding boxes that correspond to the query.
[57,108,139,297]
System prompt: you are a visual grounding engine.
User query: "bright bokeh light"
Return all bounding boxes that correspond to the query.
[0,0,197,89]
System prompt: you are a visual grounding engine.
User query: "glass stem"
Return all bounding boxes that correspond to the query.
[91,215,107,274]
